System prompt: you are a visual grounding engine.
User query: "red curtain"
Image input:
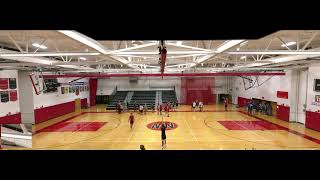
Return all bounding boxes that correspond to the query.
[89,78,98,107]
[180,77,215,105]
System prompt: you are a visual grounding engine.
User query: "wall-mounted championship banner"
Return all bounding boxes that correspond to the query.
[316,95,320,103]
[9,78,17,89]
[61,87,65,94]
[9,90,17,101]
[0,91,9,103]
[0,78,8,90]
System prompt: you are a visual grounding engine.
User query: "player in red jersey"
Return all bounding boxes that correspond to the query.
[224,97,228,111]
[165,103,170,117]
[158,103,163,115]
[128,113,134,129]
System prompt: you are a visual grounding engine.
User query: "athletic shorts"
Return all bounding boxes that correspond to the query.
[162,135,166,140]
[139,110,143,113]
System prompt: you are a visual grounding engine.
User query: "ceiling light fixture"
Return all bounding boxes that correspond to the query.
[281,41,296,47]
[58,30,108,54]
[176,41,183,45]
[79,57,86,60]
[239,41,249,47]
[32,43,47,49]
[240,56,246,60]
[215,40,245,53]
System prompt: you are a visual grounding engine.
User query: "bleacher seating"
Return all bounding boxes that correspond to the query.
[162,90,177,104]
[106,91,128,110]
[129,91,156,110]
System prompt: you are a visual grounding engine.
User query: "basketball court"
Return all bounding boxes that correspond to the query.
[1,30,320,150]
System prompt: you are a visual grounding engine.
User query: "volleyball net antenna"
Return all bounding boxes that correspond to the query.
[239,74,275,91]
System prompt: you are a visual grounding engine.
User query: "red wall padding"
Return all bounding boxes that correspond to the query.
[306,111,320,131]
[237,97,251,107]
[89,78,98,107]
[276,105,290,122]
[81,98,88,109]
[34,101,75,124]
[180,77,215,105]
[0,113,21,124]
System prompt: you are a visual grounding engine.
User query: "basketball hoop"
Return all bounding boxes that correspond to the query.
[240,74,274,91]
[29,70,47,95]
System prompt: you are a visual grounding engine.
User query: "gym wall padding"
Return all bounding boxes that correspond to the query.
[306,111,320,131]
[0,113,21,124]
[276,105,290,122]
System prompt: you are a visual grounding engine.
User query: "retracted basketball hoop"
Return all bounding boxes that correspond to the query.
[240,74,274,90]
[158,40,167,79]
[29,70,47,95]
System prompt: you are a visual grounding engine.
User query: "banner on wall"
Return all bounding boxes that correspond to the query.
[0,78,8,90]
[9,90,17,101]
[61,87,65,94]
[9,78,17,89]
[0,91,9,103]
[277,91,288,99]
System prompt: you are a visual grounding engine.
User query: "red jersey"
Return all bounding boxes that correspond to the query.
[165,104,170,112]
[159,104,162,110]
[129,115,134,123]
[224,99,228,105]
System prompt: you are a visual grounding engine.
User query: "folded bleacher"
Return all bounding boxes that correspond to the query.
[129,91,156,110]
[162,90,177,104]
[106,91,128,110]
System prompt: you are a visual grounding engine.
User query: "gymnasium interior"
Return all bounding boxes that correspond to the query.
[1,30,320,150]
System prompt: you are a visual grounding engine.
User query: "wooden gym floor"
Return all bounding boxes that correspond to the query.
[5,104,320,150]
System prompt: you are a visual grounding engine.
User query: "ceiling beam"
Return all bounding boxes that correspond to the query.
[227,51,320,55]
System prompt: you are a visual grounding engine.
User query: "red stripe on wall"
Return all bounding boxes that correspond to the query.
[34,101,75,124]
[0,113,21,124]
[238,97,251,107]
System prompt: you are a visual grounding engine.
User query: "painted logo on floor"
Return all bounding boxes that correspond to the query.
[147,121,178,131]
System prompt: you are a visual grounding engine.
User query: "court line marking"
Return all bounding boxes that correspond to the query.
[238,111,320,145]
[184,116,199,143]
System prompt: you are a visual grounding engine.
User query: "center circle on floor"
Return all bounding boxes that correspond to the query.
[147,121,178,131]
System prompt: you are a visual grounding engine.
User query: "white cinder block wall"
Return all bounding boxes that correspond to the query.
[33,77,90,109]
[231,67,320,124]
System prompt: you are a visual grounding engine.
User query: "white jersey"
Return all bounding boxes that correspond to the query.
[139,105,143,110]
[199,102,203,107]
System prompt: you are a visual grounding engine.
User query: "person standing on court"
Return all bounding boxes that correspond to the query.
[139,104,144,115]
[224,97,228,111]
[192,101,196,111]
[128,113,134,130]
[158,103,163,115]
[161,122,167,149]
[199,101,204,112]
